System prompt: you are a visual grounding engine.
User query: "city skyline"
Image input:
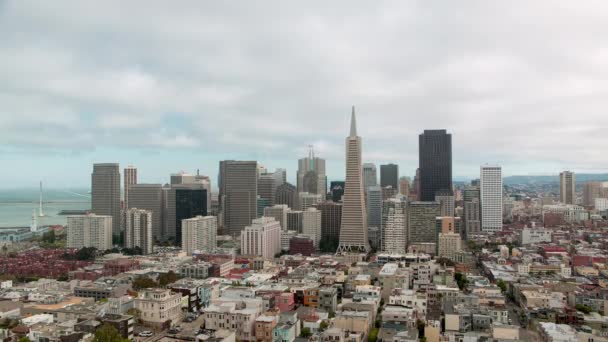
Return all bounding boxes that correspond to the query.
[3,2,608,188]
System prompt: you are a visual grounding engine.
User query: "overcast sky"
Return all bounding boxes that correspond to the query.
[1,1,608,189]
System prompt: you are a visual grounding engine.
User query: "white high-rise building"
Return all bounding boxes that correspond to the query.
[480,165,503,233]
[302,208,322,248]
[181,216,217,255]
[381,198,407,253]
[125,208,153,254]
[298,192,323,211]
[67,214,113,250]
[240,217,281,258]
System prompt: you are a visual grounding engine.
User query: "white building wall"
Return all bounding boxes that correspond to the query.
[480,165,503,233]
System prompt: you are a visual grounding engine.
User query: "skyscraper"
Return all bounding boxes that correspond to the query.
[298,192,323,211]
[560,171,576,205]
[275,182,298,209]
[91,163,121,239]
[366,186,382,229]
[418,130,452,202]
[381,198,407,254]
[314,201,342,248]
[258,172,277,205]
[583,181,602,208]
[264,204,290,230]
[297,147,327,196]
[463,186,481,238]
[363,163,378,190]
[125,208,153,254]
[380,164,399,189]
[330,181,345,202]
[240,217,282,258]
[128,184,163,242]
[165,184,207,245]
[123,165,137,212]
[337,107,369,253]
[399,177,410,197]
[219,161,258,236]
[171,171,212,213]
[480,165,503,233]
[435,190,455,217]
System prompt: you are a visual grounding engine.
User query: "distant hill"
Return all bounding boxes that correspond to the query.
[503,174,608,185]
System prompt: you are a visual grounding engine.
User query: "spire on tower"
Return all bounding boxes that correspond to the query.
[350,105,357,137]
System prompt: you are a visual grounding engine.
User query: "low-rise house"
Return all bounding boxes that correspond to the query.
[134,288,182,328]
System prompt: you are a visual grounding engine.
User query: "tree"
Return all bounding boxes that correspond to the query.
[368,328,379,342]
[319,321,329,332]
[454,272,468,291]
[416,319,425,339]
[300,327,312,338]
[93,324,129,342]
[496,279,507,293]
[132,276,157,290]
[158,271,179,287]
[575,304,593,314]
[18,337,30,342]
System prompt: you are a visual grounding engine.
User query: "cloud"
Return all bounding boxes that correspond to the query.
[1,0,608,186]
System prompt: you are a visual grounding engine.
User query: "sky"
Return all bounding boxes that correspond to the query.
[1,1,608,189]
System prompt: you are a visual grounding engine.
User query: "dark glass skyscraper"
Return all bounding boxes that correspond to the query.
[330,181,345,202]
[175,188,207,246]
[380,164,399,189]
[418,130,452,202]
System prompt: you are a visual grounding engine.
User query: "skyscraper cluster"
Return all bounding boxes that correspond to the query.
[75,106,513,259]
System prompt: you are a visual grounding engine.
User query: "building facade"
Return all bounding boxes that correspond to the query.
[181,216,217,254]
[366,186,383,230]
[128,184,163,242]
[91,163,121,238]
[219,160,258,236]
[125,208,153,254]
[480,165,503,233]
[67,214,113,250]
[381,198,407,254]
[301,208,322,248]
[560,171,576,205]
[380,164,399,189]
[418,130,452,202]
[241,217,282,258]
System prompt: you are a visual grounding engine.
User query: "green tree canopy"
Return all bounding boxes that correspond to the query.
[93,324,129,342]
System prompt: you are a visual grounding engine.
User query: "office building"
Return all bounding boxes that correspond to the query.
[164,184,207,245]
[181,216,217,255]
[125,208,153,254]
[302,208,322,248]
[287,211,303,233]
[297,147,327,195]
[381,198,407,254]
[463,186,481,237]
[418,130,452,202]
[412,168,421,200]
[366,186,383,229]
[337,107,370,253]
[583,181,602,208]
[380,164,399,189]
[435,190,455,217]
[240,217,281,259]
[381,185,398,200]
[257,196,271,218]
[363,163,378,190]
[171,171,212,213]
[275,183,298,210]
[314,201,342,243]
[436,216,461,235]
[127,184,163,242]
[258,171,278,205]
[67,214,113,250]
[219,161,258,236]
[123,165,137,231]
[91,163,121,238]
[437,233,462,261]
[480,165,503,233]
[264,205,290,230]
[330,181,345,202]
[407,201,440,245]
[560,171,576,205]
[399,177,410,197]
[298,192,323,211]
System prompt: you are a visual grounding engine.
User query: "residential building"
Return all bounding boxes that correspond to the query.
[480,165,503,233]
[128,184,163,242]
[435,190,454,217]
[203,302,260,342]
[559,171,576,205]
[407,202,440,246]
[134,289,182,327]
[67,214,113,250]
[381,198,407,254]
[125,208,153,254]
[289,235,314,256]
[181,216,217,254]
[241,217,282,258]
[520,226,552,245]
[463,186,480,237]
[437,233,462,260]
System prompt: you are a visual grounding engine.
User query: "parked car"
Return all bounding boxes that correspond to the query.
[139,331,153,337]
